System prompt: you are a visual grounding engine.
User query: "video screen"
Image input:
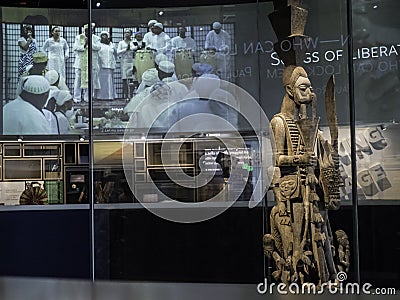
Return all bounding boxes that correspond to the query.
[3,1,396,137]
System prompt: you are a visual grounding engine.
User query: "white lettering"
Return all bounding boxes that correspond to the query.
[288,283,299,294]
[257,278,268,294]
[280,40,292,52]
[243,42,253,55]
[277,283,287,295]
[263,40,275,53]
[362,283,372,294]
[270,52,283,66]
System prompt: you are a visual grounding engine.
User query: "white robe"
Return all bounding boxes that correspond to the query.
[55,111,72,134]
[3,97,50,135]
[72,33,101,100]
[169,36,196,52]
[145,32,171,54]
[43,108,59,134]
[42,37,69,78]
[117,40,135,79]
[97,43,117,100]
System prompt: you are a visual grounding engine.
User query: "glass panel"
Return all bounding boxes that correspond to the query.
[353,0,400,202]
[353,0,400,287]
[258,0,357,287]
[92,2,267,282]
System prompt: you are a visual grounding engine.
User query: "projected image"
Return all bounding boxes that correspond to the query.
[1,7,89,135]
[0,5,249,135]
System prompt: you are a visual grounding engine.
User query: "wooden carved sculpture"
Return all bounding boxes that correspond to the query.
[263,0,349,286]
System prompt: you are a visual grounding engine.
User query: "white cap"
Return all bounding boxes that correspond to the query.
[54,90,73,106]
[212,22,222,29]
[100,31,109,38]
[22,75,50,95]
[158,61,175,73]
[155,53,168,65]
[45,70,60,85]
[148,19,157,27]
[153,22,163,29]
[141,68,159,87]
[84,23,95,29]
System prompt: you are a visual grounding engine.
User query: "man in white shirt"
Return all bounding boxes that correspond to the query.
[204,21,231,81]
[168,27,196,78]
[143,19,157,48]
[158,60,188,101]
[168,27,196,55]
[145,22,170,55]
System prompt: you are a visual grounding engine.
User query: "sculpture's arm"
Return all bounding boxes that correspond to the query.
[271,117,312,166]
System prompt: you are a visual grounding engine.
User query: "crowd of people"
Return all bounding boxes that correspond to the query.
[5,20,234,135]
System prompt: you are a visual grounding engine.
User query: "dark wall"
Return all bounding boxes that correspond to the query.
[0,210,91,279]
[357,206,400,288]
[94,205,400,287]
[0,205,398,287]
[99,207,265,284]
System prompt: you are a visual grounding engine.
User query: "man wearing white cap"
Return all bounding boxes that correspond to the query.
[204,21,231,81]
[158,60,175,80]
[158,60,188,102]
[168,26,196,57]
[72,23,101,102]
[154,53,168,69]
[124,68,159,122]
[135,65,159,94]
[54,90,74,134]
[45,69,69,91]
[136,81,174,128]
[3,75,51,134]
[145,22,170,54]
[143,20,158,48]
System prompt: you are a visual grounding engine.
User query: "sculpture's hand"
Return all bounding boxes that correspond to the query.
[327,199,341,210]
[277,201,287,216]
[299,153,317,166]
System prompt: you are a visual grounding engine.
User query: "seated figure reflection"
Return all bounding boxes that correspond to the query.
[4,75,50,135]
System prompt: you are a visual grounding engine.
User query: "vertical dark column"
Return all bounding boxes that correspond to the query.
[346,0,360,284]
[88,0,95,283]
[0,8,3,134]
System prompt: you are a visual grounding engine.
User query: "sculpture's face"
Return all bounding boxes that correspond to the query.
[264,245,274,256]
[293,75,315,106]
[280,178,297,198]
[339,236,349,247]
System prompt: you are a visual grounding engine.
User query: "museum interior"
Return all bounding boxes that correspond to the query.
[0,0,398,298]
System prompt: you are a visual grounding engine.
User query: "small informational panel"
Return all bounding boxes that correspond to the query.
[0,181,26,205]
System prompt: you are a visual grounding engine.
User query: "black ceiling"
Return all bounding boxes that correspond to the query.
[1,0,272,9]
